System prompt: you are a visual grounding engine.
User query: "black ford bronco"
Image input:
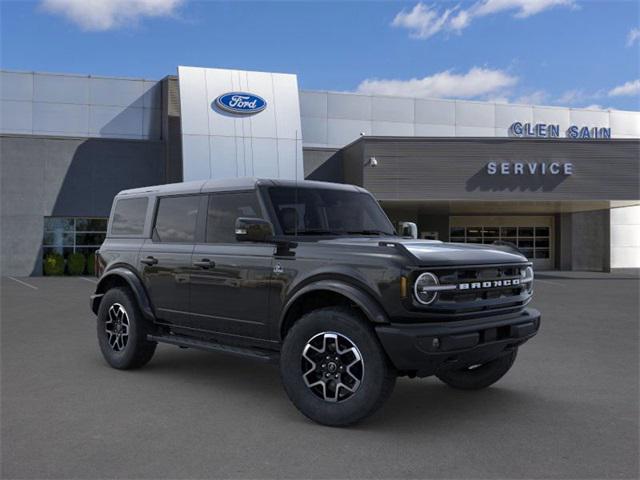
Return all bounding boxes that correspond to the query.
[91,178,540,426]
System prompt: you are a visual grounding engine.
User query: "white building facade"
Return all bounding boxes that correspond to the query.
[1,66,638,274]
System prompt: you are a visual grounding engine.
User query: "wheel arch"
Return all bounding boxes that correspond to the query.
[279,280,389,340]
[91,267,155,321]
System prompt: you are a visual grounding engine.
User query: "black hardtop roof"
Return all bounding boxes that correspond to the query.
[116,177,368,198]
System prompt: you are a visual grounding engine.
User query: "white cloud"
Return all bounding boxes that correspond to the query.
[392,0,576,39]
[470,0,577,19]
[608,79,640,97]
[391,3,457,39]
[356,67,518,99]
[557,89,587,105]
[40,0,184,31]
[355,71,637,109]
[515,90,548,105]
[627,28,640,47]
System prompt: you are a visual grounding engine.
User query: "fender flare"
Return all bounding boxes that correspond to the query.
[92,267,155,321]
[279,279,389,337]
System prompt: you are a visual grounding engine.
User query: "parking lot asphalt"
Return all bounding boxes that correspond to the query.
[1,273,638,479]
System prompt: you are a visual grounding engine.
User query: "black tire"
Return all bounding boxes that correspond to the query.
[280,306,396,427]
[435,349,518,390]
[97,287,156,370]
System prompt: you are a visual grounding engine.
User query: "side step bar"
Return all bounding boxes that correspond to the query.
[147,334,279,363]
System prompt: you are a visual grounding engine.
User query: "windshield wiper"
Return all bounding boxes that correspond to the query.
[294,230,344,236]
[346,230,389,236]
[292,229,391,236]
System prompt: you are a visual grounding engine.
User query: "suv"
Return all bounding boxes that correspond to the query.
[91,178,540,426]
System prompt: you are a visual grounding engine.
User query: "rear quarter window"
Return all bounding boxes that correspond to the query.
[110,197,148,236]
[153,195,200,243]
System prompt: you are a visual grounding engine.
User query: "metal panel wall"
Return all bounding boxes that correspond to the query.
[300,90,640,148]
[178,66,303,181]
[343,137,640,201]
[0,135,165,276]
[0,70,162,140]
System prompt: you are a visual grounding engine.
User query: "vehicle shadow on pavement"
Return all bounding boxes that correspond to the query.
[117,346,283,395]
[370,379,538,431]
[124,345,547,430]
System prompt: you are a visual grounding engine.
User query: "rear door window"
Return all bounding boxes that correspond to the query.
[153,195,200,243]
[110,197,148,236]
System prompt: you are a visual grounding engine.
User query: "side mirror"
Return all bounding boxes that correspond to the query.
[235,217,274,243]
[398,221,418,239]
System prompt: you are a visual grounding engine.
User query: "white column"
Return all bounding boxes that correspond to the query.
[610,205,640,268]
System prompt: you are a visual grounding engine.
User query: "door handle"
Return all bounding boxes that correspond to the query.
[193,259,215,269]
[141,256,158,266]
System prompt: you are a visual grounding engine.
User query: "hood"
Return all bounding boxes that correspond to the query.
[317,236,528,267]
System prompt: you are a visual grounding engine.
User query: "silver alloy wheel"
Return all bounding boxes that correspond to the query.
[105,303,130,352]
[301,331,364,402]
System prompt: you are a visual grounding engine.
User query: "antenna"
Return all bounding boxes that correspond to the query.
[294,129,299,237]
[295,129,299,182]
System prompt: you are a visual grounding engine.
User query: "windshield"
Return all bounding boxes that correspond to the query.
[267,186,395,236]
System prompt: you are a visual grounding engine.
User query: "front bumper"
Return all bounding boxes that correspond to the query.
[375,308,541,377]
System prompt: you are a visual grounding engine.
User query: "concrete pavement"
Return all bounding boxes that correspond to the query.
[1,274,638,479]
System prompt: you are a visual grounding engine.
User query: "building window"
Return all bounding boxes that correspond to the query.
[449,225,550,260]
[43,217,108,260]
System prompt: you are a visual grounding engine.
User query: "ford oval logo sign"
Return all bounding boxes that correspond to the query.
[214,92,267,115]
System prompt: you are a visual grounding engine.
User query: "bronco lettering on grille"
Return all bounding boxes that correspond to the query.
[458,278,521,290]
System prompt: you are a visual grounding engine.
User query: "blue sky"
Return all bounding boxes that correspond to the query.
[1,0,639,110]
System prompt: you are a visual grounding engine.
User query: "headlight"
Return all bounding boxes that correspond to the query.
[521,266,534,293]
[414,272,440,305]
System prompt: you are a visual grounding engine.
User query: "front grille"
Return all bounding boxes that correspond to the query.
[422,264,532,318]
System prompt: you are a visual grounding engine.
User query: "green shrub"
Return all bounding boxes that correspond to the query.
[86,253,95,275]
[43,253,65,276]
[67,252,86,275]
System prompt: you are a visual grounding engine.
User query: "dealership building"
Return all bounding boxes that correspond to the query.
[1,66,639,275]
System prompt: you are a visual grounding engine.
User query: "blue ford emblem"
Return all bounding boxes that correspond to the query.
[214,92,267,115]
